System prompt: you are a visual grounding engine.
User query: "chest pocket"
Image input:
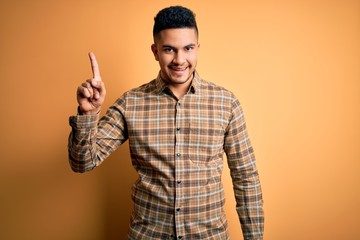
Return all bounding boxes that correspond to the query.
[188,118,225,165]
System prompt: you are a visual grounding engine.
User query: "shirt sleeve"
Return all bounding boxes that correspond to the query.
[224,96,264,240]
[68,99,128,173]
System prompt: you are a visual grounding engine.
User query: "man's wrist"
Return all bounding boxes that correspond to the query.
[77,106,100,115]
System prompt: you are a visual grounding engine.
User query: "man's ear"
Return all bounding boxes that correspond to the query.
[151,44,159,61]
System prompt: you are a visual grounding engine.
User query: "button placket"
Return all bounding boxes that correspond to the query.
[174,100,184,238]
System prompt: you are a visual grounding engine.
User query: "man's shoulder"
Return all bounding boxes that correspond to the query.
[198,78,235,98]
[112,79,157,107]
[123,78,158,97]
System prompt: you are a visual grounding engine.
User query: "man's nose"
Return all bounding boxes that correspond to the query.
[173,51,186,65]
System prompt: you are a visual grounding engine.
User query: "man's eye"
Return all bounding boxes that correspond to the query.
[185,47,193,51]
[164,48,174,52]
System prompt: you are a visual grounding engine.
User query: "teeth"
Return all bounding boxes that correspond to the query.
[172,67,186,71]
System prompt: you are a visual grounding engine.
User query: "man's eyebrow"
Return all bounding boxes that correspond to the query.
[185,43,196,47]
[162,45,175,49]
[162,43,196,49]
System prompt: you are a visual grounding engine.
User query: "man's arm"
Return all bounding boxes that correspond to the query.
[67,52,106,172]
[224,97,264,240]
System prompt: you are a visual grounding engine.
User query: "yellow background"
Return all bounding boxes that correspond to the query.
[1,0,359,239]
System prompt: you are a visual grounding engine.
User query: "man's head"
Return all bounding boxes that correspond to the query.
[153,6,198,42]
[151,6,200,93]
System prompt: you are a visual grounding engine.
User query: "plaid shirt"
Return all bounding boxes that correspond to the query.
[68,72,264,240]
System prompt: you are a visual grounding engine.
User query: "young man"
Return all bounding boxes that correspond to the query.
[68,6,264,240]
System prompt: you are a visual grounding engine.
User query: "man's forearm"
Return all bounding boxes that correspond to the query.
[68,114,100,173]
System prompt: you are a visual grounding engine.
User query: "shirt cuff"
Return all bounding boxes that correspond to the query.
[69,114,99,129]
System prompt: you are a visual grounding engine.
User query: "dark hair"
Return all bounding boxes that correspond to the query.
[153,6,198,39]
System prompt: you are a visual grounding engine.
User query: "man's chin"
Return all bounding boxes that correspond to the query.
[170,74,193,84]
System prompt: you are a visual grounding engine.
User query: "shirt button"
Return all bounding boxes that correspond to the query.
[176,127,181,131]
[178,236,183,239]
[177,180,182,185]
[176,208,181,212]
[176,153,181,157]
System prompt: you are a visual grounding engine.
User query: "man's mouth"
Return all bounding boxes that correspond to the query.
[170,66,188,72]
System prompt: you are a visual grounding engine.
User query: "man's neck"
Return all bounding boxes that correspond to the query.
[169,83,191,99]
[161,72,194,99]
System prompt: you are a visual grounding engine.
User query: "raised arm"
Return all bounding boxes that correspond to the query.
[68,52,108,172]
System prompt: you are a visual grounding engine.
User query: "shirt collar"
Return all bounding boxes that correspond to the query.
[154,70,201,95]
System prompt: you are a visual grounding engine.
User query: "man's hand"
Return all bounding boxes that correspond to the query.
[77,52,106,115]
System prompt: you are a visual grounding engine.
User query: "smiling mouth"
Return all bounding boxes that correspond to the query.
[170,66,188,72]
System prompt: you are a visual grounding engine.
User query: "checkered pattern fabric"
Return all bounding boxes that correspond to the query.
[68,72,264,239]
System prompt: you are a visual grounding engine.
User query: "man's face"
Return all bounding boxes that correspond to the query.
[151,28,200,87]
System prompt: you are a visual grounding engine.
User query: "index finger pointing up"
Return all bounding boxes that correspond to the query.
[89,52,101,80]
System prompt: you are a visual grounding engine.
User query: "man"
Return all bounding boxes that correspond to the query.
[68,6,264,240]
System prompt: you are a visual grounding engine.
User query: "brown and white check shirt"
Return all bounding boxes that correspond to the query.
[68,72,264,240]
